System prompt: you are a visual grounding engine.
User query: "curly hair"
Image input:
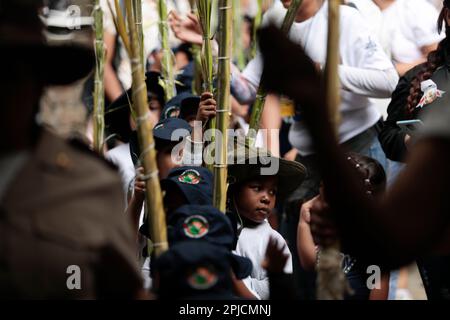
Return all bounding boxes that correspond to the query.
[406,7,449,115]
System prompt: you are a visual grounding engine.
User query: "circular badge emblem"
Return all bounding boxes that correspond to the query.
[183,215,209,238]
[165,106,180,119]
[187,265,218,290]
[178,169,201,185]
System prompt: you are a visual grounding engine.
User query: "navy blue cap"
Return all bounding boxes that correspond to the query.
[153,241,240,300]
[160,91,194,120]
[161,166,213,206]
[153,117,191,142]
[167,204,252,279]
[129,118,191,166]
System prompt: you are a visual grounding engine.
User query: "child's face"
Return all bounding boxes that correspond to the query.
[157,147,179,179]
[235,176,278,223]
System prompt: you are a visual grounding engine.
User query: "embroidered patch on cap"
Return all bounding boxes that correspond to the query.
[165,106,180,119]
[178,169,201,184]
[417,79,445,109]
[183,215,209,238]
[187,265,218,290]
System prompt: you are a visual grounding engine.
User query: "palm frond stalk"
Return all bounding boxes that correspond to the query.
[213,0,232,212]
[125,0,168,257]
[158,0,176,101]
[316,0,347,300]
[233,0,246,70]
[132,0,145,72]
[93,0,105,154]
[196,0,214,93]
[247,0,302,147]
[192,44,203,95]
[111,0,131,55]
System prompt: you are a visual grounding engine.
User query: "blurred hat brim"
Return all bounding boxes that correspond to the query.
[4,43,95,85]
[228,156,307,202]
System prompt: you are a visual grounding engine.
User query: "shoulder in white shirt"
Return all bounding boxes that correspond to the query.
[234,220,292,300]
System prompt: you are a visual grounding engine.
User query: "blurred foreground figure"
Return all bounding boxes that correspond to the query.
[0,0,142,298]
[257,24,450,272]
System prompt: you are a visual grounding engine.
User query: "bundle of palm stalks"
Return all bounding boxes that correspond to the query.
[109,0,168,257]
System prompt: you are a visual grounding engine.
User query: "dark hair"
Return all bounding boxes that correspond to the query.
[345,153,386,197]
[406,7,448,115]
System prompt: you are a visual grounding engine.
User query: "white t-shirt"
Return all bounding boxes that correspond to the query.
[101,0,190,90]
[234,220,293,300]
[381,0,444,64]
[242,1,398,155]
[105,143,135,202]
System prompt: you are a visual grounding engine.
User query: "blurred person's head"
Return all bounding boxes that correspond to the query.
[105,72,165,143]
[0,0,94,152]
[174,43,193,70]
[130,117,191,179]
[343,152,387,197]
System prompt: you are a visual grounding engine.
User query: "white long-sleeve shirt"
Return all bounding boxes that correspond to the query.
[232,1,399,156]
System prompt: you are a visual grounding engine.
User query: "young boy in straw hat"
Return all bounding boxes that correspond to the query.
[226,141,307,299]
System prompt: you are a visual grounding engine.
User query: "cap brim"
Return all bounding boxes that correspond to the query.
[230,254,253,280]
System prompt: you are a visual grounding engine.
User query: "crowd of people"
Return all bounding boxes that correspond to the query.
[1,0,449,300]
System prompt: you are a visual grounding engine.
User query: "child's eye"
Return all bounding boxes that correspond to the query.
[250,185,261,192]
[269,189,277,196]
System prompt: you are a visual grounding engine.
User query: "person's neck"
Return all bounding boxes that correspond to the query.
[295,0,323,23]
[241,216,263,228]
[373,0,396,11]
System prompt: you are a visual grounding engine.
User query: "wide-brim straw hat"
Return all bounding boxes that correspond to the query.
[227,140,307,202]
[1,0,96,85]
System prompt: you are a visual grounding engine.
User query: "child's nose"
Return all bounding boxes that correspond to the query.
[261,194,270,204]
